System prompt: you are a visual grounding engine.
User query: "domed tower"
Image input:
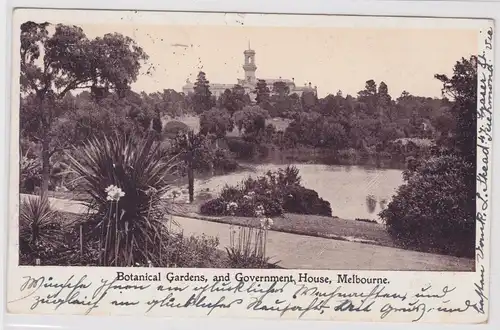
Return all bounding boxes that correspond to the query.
[243,42,257,84]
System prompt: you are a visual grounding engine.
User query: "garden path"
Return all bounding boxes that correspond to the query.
[24,194,474,271]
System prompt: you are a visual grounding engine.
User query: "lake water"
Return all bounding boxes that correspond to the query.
[184,163,404,223]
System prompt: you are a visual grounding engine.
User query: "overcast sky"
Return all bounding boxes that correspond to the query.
[80,24,477,98]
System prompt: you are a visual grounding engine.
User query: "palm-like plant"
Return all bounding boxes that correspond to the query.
[66,134,180,267]
[19,196,62,254]
[172,130,209,203]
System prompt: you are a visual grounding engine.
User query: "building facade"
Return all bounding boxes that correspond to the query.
[182,46,317,99]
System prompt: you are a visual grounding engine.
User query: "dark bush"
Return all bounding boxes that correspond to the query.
[220,185,244,201]
[20,156,41,193]
[163,120,189,139]
[200,166,331,218]
[163,233,226,268]
[227,137,257,160]
[282,185,332,217]
[235,195,283,217]
[380,155,475,258]
[212,148,238,173]
[200,198,226,216]
[254,195,283,217]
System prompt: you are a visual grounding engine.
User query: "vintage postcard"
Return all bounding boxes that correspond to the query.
[6,8,493,323]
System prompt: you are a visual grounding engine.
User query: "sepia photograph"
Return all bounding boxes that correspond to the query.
[16,12,480,273]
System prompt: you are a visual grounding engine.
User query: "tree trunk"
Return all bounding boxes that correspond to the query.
[38,93,51,200]
[187,155,194,203]
[40,133,50,199]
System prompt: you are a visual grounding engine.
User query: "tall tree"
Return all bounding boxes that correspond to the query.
[254,79,270,105]
[301,90,318,112]
[272,81,290,98]
[435,56,477,162]
[218,84,248,115]
[20,22,148,197]
[193,71,213,114]
[377,81,391,108]
[234,106,269,142]
[358,79,378,115]
[199,108,234,139]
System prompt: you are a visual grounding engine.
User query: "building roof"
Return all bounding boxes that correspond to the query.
[261,78,294,84]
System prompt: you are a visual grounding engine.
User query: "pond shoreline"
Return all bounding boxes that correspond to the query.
[168,162,405,223]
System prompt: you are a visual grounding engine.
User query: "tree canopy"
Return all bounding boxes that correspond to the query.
[20,21,149,195]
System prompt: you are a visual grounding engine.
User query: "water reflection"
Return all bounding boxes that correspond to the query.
[186,163,404,223]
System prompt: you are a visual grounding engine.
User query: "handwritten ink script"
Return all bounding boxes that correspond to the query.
[473,26,494,317]
[7,272,485,322]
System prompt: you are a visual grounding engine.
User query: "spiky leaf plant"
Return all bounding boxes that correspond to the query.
[19,196,62,255]
[67,134,180,267]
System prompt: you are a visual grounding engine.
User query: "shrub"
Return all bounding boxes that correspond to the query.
[220,185,244,201]
[67,135,180,267]
[380,155,475,258]
[252,195,283,217]
[227,137,258,160]
[200,198,226,216]
[162,232,225,268]
[19,196,64,257]
[355,218,378,224]
[212,148,238,173]
[235,195,283,217]
[282,185,332,216]
[163,120,190,139]
[20,156,41,193]
[200,165,331,217]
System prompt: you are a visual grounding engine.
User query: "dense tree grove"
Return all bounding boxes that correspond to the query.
[20,49,473,192]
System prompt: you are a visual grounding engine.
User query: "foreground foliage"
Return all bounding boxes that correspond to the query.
[19,196,64,258]
[380,155,475,258]
[67,135,179,266]
[19,211,227,268]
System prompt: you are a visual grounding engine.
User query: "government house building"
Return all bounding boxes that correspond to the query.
[182,46,317,99]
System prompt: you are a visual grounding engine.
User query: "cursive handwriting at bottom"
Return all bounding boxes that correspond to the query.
[9,274,484,322]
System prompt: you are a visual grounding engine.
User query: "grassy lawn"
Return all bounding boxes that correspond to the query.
[172,204,396,248]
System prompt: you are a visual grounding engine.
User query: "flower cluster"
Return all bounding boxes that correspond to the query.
[105,185,125,202]
[226,201,238,215]
[260,217,274,230]
[243,191,256,200]
[255,205,265,217]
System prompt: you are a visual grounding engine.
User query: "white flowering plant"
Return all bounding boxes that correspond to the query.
[226,201,238,216]
[105,185,125,201]
[227,204,276,269]
[260,217,274,230]
[67,135,180,267]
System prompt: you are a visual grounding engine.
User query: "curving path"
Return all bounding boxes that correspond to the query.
[21,194,474,271]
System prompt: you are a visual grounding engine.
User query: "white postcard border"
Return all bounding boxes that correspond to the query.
[3,6,496,326]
